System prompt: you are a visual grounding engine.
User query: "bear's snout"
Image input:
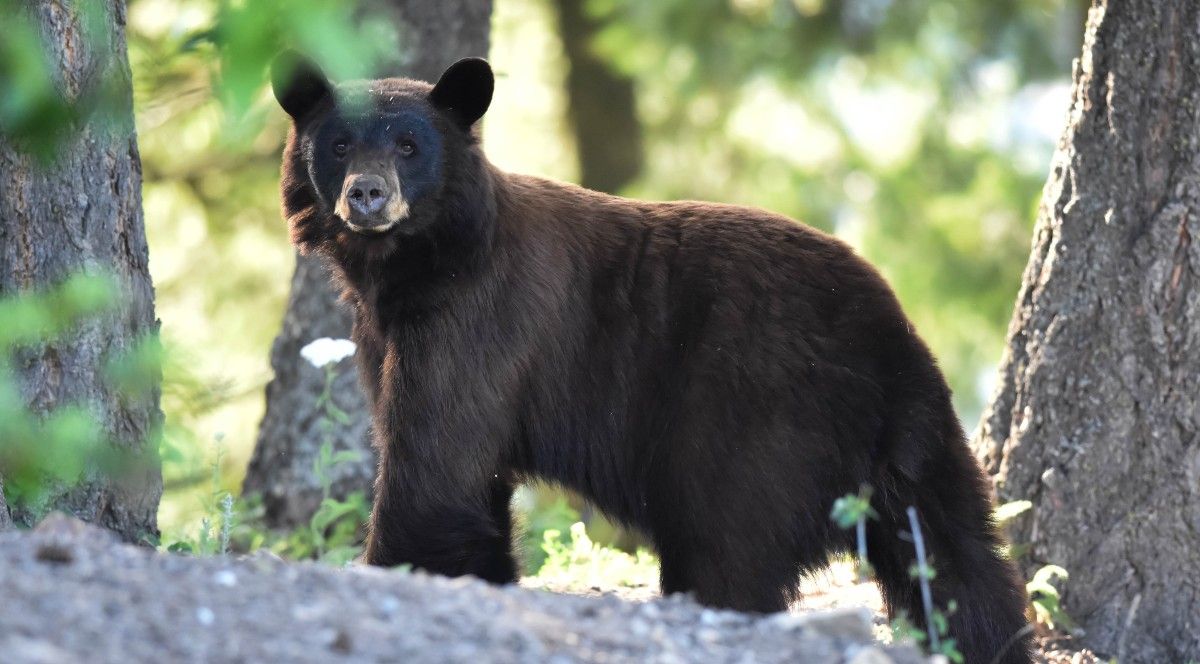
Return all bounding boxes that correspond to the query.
[336,171,410,234]
[347,174,390,216]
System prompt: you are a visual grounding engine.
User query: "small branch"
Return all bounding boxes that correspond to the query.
[856,515,867,582]
[907,506,939,651]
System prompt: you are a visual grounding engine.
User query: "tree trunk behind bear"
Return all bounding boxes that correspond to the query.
[553,0,643,194]
[973,1,1200,661]
[0,0,162,541]
[243,0,492,528]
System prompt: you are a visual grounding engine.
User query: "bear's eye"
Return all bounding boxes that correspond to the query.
[332,140,349,157]
[398,139,417,158]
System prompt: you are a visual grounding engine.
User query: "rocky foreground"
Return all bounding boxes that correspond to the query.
[0,515,925,663]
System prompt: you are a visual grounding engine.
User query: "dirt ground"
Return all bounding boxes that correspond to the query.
[0,515,924,664]
[0,514,1100,663]
[530,559,1103,664]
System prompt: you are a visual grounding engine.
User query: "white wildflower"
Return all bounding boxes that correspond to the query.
[300,337,357,368]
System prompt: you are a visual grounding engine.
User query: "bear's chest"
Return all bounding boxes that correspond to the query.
[353,285,525,407]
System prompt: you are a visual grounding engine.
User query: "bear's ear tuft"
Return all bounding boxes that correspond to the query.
[430,57,494,128]
[271,51,333,121]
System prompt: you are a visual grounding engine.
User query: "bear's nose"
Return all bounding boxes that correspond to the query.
[346,174,390,216]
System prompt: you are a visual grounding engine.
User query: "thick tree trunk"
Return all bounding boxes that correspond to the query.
[553,0,643,193]
[243,0,492,528]
[974,2,1200,661]
[0,1,161,541]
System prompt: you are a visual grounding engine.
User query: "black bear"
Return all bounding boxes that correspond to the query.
[271,53,1032,663]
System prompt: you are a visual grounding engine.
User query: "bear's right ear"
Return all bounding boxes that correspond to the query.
[271,51,333,121]
[430,57,494,128]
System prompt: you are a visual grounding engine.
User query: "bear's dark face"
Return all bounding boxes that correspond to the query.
[271,54,495,255]
[305,102,445,235]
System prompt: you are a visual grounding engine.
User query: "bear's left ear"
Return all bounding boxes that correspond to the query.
[430,57,494,128]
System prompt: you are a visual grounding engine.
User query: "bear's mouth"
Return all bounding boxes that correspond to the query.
[345,220,398,235]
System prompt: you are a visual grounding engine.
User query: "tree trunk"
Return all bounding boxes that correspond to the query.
[243,0,492,528]
[0,0,161,541]
[553,0,643,193]
[974,2,1200,661]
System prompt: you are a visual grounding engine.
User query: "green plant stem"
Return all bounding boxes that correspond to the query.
[907,506,939,652]
[856,515,867,582]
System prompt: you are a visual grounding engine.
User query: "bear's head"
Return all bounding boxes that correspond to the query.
[271,53,496,262]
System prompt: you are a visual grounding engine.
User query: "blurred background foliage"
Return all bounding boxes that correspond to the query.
[4,0,1086,555]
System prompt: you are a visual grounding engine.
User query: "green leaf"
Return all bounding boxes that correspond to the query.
[1029,564,1069,586]
[105,334,164,397]
[330,449,362,466]
[994,500,1033,524]
[310,497,362,534]
[320,544,363,566]
[908,561,937,581]
[167,541,195,554]
[329,406,351,425]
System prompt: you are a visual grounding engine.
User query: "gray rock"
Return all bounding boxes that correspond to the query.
[847,645,896,664]
[0,516,928,663]
[768,607,876,641]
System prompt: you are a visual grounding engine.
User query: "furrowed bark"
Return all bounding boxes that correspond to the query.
[0,0,162,541]
[974,2,1200,661]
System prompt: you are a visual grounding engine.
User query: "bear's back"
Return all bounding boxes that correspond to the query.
[496,172,915,368]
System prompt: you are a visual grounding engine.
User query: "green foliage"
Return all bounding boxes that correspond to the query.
[0,274,117,347]
[0,1,67,153]
[535,522,659,589]
[301,361,370,563]
[904,505,963,661]
[888,610,927,648]
[105,335,166,399]
[0,0,115,158]
[830,485,877,580]
[203,0,397,132]
[889,605,963,663]
[164,436,369,565]
[304,439,370,564]
[1027,564,1075,632]
[518,494,583,571]
[929,603,964,664]
[162,435,236,555]
[163,355,369,565]
[830,484,877,529]
[907,560,938,582]
[0,274,156,518]
[994,499,1033,524]
[230,488,368,565]
[832,496,963,662]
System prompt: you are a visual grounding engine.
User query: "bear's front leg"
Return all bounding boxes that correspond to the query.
[362,458,517,584]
